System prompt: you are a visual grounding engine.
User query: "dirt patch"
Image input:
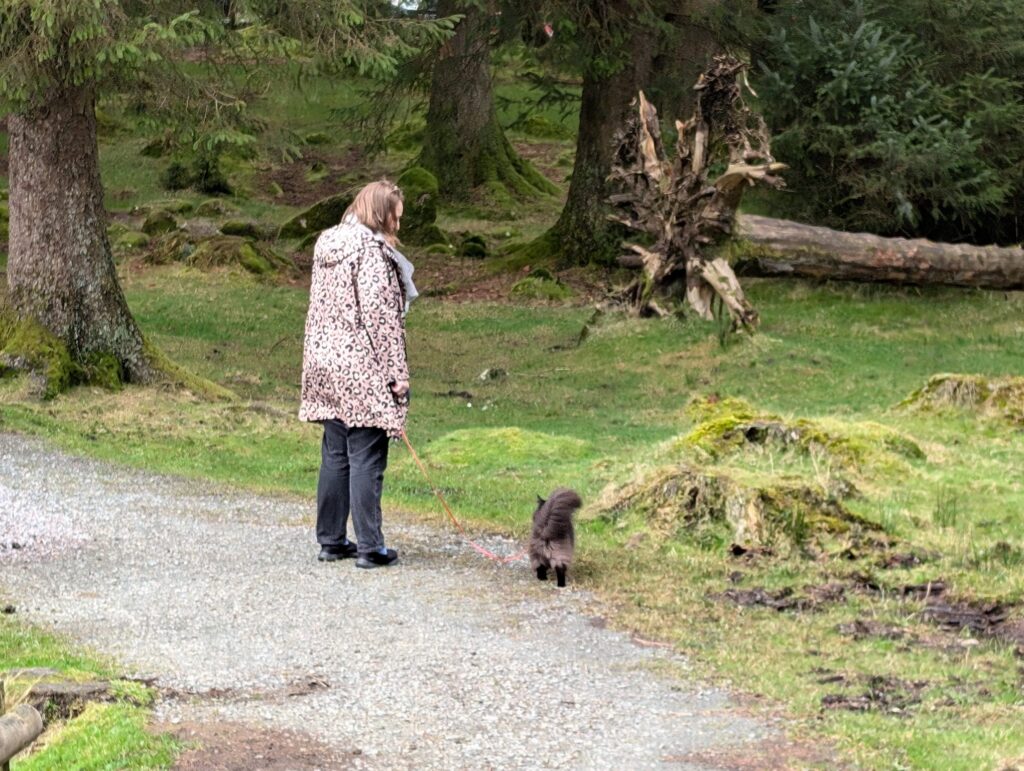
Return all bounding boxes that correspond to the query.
[663,737,842,770]
[713,583,847,613]
[922,597,1024,653]
[820,674,928,714]
[410,256,607,305]
[162,720,353,770]
[259,148,385,208]
[159,677,332,705]
[837,619,908,640]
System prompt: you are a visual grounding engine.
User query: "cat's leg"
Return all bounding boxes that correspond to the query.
[555,566,567,587]
[536,566,548,581]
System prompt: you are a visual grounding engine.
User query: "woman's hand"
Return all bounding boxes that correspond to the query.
[390,380,410,398]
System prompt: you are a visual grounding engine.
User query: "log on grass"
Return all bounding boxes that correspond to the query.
[0,704,43,765]
[732,215,1024,290]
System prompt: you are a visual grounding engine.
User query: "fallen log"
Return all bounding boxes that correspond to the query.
[0,705,43,765]
[732,215,1024,290]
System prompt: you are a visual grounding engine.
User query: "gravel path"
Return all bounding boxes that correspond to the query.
[0,432,783,770]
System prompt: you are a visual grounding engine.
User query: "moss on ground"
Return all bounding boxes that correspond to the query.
[150,234,292,276]
[0,309,76,399]
[680,395,924,476]
[509,274,573,301]
[142,336,236,401]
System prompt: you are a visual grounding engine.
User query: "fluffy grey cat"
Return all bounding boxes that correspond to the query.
[529,488,582,588]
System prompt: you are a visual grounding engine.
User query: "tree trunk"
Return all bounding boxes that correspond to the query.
[419,0,556,201]
[650,2,722,120]
[5,85,158,387]
[548,24,656,265]
[731,215,1024,289]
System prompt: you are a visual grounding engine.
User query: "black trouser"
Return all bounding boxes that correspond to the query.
[316,420,389,557]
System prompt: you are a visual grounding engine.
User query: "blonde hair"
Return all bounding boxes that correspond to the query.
[344,179,404,240]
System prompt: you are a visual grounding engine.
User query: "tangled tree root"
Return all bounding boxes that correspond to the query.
[901,373,1024,424]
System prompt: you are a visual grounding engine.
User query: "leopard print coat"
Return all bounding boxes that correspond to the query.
[299,223,409,438]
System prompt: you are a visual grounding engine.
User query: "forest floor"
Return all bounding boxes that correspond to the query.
[0,432,812,770]
[3,68,1024,769]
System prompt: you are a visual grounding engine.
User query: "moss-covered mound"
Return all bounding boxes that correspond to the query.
[593,462,883,552]
[141,210,179,236]
[901,373,1024,424]
[278,192,354,239]
[219,220,262,240]
[681,396,924,475]
[396,167,446,246]
[149,234,292,276]
[510,274,573,302]
[424,427,590,469]
[188,236,292,275]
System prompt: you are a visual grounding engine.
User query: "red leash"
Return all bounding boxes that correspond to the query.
[400,430,528,564]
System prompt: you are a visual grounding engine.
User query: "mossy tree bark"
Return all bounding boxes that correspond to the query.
[5,85,159,388]
[523,20,656,266]
[418,0,557,201]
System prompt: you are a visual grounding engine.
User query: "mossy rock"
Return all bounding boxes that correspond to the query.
[142,210,180,236]
[396,167,445,246]
[195,199,235,218]
[278,192,354,240]
[901,373,1024,425]
[154,200,194,215]
[116,231,151,250]
[187,236,291,276]
[510,275,572,302]
[459,235,488,259]
[219,220,261,240]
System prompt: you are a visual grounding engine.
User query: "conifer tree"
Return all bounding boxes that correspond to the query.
[0,1,450,396]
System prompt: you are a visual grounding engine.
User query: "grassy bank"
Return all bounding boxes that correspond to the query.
[3,263,1024,768]
[0,616,176,770]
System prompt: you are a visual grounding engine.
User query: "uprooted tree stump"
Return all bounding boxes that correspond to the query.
[607,56,785,328]
[592,462,884,553]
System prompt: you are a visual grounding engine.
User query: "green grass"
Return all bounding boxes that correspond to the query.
[3,265,1024,768]
[0,616,177,770]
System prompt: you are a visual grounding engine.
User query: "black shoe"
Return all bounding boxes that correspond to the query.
[318,542,358,561]
[355,548,399,569]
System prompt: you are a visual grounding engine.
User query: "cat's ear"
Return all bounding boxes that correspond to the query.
[536,495,546,507]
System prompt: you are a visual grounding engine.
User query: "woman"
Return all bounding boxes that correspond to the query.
[299,179,416,569]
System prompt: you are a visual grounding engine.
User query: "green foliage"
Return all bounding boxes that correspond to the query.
[754,0,1024,243]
